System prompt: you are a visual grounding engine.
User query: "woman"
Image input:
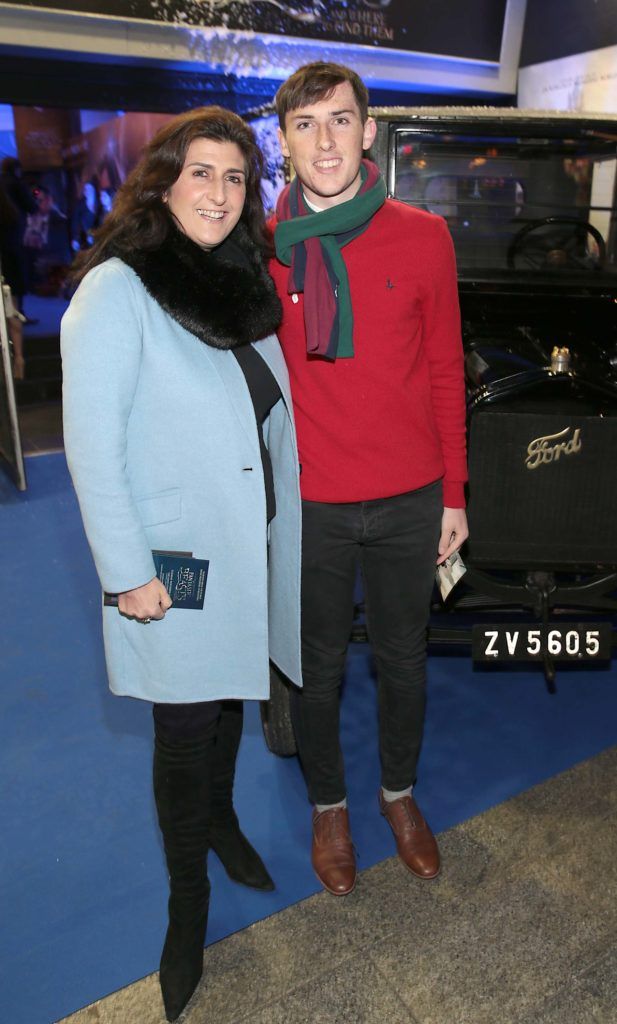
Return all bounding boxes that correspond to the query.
[61,107,302,1022]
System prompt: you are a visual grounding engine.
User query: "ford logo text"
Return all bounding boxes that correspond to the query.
[525,427,582,470]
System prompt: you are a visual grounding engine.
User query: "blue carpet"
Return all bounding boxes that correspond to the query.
[1,454,616,1024]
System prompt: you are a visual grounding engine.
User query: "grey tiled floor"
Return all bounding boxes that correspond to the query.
[60,746,617,1024]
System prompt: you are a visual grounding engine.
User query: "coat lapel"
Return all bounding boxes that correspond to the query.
[203,346,261,453]
[252,334,294,420]
[197,334,294,456]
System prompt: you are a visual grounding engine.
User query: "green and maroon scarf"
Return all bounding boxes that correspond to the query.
[274,159,386,360]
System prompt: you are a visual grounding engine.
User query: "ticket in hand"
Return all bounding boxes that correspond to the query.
[435,550,466,602]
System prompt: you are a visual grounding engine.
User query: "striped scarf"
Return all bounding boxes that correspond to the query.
[274,160,386,360]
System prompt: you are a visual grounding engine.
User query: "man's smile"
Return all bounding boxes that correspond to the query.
[314,158,343,170]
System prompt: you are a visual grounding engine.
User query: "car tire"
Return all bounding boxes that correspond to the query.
[260,662,297,757]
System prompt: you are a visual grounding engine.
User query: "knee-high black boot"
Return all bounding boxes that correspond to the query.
[153,727,216,1022]
[208,701,275,891]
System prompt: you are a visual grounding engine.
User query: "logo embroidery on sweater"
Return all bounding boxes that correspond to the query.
[386,279,395,289]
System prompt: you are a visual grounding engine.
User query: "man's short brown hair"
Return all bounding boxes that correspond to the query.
[275,62,369,130]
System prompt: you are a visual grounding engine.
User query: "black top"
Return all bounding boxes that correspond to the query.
[233,345,282,524]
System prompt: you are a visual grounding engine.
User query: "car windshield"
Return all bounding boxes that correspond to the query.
[391,127,617,280]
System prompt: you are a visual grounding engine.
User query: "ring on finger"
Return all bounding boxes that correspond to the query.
[139,617,152,624]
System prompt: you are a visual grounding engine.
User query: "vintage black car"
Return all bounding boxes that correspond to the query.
[370,107,617,683]
[262,107,617,754]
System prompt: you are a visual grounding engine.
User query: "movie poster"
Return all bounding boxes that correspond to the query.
[2,1,507,62]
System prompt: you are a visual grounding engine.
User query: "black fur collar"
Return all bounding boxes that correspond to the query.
[117,222,282,350]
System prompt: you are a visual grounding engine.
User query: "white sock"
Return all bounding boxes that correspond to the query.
[315,798,347,813]
[381,785,412,803]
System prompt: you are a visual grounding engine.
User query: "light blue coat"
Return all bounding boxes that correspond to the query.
[61,258,302,703]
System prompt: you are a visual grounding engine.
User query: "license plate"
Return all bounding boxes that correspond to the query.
[472,623,612,662]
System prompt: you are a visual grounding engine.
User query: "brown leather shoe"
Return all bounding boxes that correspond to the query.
[379,791,440,879]
[311,806,357,896]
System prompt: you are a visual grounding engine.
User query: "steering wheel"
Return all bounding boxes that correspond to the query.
[507,216,606,270]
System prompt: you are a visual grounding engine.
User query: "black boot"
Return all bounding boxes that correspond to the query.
[153,727,216,1022]
[208,701,275,892]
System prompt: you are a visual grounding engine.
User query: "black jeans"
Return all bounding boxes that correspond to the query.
[291,481,442,805]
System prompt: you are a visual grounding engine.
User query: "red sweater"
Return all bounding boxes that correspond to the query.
[269,200,467,507]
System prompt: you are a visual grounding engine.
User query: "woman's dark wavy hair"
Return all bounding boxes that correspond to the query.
[72,106,269,282]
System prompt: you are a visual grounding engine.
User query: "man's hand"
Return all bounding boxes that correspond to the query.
[118,577,173,621]
[437,507,469,565]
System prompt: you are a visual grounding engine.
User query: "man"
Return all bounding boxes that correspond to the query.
[269,62,468,896]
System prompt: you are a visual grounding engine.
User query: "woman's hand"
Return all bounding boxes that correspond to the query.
[118,577,173,621]
[436,507,469,565]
